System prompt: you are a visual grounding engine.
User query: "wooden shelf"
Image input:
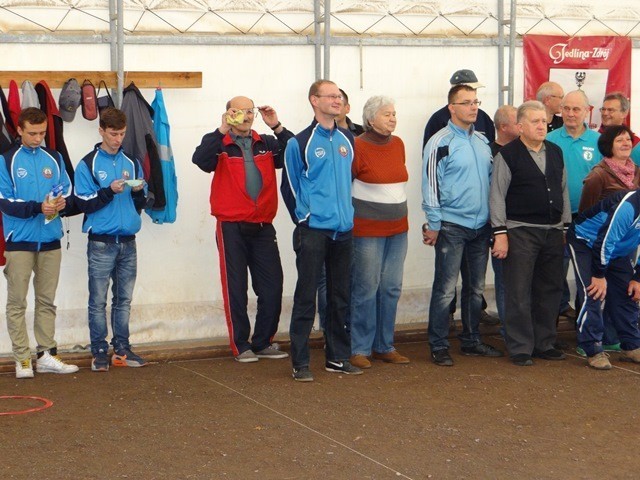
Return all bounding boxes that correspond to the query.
[0,71,202,89]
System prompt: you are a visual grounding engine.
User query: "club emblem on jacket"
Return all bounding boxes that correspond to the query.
[42,167,53,179]
[98,171,108,181]
[315,147,326,158]
[338,145,348,157]
[122,170,130,179]
[17,168,28,178]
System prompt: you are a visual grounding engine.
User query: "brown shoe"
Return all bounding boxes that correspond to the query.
[372,350,410,364]
[350,354,371,369]
[587,352,611,370]
[620,348,640,364]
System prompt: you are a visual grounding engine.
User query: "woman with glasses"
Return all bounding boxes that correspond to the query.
[349,96,410,369]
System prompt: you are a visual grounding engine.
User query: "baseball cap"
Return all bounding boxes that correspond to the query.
[59,78,82,122]
[449,69,484,89]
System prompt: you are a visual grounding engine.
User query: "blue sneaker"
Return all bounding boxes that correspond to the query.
[112,348,147,368]
[91,352,110,372]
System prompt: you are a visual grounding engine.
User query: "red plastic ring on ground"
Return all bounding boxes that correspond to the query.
[0,396,54,415]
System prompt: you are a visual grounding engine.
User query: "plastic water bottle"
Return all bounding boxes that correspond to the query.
[44,184,63,223]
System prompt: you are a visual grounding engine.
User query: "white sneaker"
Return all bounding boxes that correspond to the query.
[36,351,79,374]
[15,358,34,379]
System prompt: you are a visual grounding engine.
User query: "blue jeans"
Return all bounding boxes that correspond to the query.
[289,226,352,369]
[350,233,407,356]
[428,222,491,351]
[87,240,137,355]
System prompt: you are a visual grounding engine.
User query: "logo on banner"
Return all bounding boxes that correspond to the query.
[548,43,612,64]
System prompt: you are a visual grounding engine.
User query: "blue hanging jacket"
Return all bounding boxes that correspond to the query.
[147,89,178,223]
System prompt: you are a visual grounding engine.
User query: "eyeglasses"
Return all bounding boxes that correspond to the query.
[549,95,563,99]
[599,107,621,114]
[314,94,344,101]
[238,108,257,115]
[451,100,482,107]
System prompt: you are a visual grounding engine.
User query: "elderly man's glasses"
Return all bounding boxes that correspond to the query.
[451,100,482,107]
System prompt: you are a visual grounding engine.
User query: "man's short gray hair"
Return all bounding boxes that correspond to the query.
[494,105,517,129]
[603,92,630,112]
[517,100,546,123]
[362,95,395,132]
[536,81,561,102]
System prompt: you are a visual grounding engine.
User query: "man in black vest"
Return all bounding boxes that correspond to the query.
[489,101,572,366]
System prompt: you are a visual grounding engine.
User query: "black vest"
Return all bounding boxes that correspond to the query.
[500,138,564,225]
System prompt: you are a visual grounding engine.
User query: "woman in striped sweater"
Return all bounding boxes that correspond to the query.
[350,96,410,369]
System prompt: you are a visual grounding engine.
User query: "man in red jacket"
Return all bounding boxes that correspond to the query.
[193,96,293,362]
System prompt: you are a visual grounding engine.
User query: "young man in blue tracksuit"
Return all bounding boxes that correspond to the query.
[568,190,640,370]
[281,79,361,382]
[73,108,148,372]
[0,108,79,379]
[422,84,504,367]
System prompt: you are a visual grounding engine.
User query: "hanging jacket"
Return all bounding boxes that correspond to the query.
[21,81,40,109]
[1,86,18,139]
[121,82,164,210]
[147,89,177,223]
[7,80,21,130]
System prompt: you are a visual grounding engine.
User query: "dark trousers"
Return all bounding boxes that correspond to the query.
[503,227,563,356]
[568,231,640,356]
[289,226,352,369]
[215,221,283,356]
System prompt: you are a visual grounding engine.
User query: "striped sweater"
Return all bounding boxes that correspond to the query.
[352,134,408,237]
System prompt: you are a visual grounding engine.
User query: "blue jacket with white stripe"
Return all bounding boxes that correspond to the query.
[281,119,355,237]
[73,144,146,238]
[421,120,492,231]
[571,189,640,279]
[0,143,71,251]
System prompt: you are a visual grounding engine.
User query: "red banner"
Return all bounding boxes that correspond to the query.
[523,35,632,129]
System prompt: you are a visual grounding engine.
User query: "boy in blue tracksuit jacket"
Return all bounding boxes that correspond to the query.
[0,108,78,378]
[73,107,148,372]
[568,189,640,369]
[280,79,359,382]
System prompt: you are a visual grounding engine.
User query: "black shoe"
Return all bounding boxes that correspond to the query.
[431,349,454,366]
[553,340,570,350]
[511,354,533,366]
[559,306,577,320]
[532,348,566,361]
[480,310,500,326]
[324,360,363,375]
[461,343,504,357]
